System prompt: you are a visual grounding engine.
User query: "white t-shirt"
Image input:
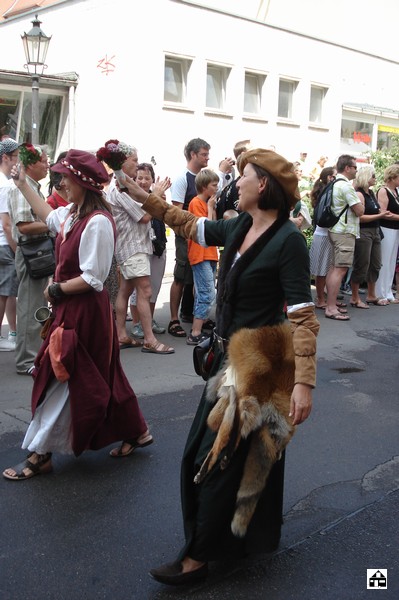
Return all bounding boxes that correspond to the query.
[0,171,13,246]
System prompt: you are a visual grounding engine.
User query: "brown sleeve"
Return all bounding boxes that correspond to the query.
[141,193,198,241]
[287,306,320,388]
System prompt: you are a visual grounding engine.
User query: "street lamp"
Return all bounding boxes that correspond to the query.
[21,14,52,145]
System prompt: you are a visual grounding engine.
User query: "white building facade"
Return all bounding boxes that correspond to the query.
[0,0,398,173]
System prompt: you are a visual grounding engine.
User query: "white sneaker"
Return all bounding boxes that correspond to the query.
[0,336,15,351]
[8,331,16,345]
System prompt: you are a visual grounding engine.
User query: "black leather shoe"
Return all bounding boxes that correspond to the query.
[149,560,208,586]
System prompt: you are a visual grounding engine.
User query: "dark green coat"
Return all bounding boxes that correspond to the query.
[179,213,312,562]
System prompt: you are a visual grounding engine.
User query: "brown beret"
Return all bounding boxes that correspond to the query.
[239,148,300,208]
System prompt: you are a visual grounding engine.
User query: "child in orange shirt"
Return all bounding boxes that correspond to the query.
[186,169,219,345]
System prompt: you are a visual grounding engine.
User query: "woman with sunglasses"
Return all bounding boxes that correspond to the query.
[350,165,388,307]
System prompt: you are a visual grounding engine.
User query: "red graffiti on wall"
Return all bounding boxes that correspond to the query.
[97,55,116,75]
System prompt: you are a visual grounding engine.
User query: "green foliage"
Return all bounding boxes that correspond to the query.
[369,135,399,187]
[303,227,313,249]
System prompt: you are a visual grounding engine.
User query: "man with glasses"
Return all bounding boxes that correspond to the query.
[7,144,51,373]
[325,154,364,321]
[0,139,19,351]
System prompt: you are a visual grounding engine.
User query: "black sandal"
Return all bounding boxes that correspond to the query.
[3,452,53,481]
[167,320,187,338]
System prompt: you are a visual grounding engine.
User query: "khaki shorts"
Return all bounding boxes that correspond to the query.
[120,252,151,279]
[329,232,356,268]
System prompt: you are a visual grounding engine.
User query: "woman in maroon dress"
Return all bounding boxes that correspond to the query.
[3,150,152,481]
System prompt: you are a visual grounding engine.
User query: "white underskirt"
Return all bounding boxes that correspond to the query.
[22,378,74,455]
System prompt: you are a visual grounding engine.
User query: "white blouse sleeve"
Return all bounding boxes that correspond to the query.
[46,204,74,234]
[196,217,208,247]
[78,214,114,291]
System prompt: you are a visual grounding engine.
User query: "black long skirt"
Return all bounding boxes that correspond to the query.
[178,351,285,562]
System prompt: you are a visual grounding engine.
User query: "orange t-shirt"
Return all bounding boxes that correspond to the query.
[187,196,219,266]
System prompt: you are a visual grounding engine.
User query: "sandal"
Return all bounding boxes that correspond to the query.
[167,320,186,338]
[366,298,389,306]
[109,434,153,457]
[186,332,209,346]
[350,300,369,309]
[325,312,350,321]
[3,452,53,481]
[141,341,175,354]
[119,337,144,349]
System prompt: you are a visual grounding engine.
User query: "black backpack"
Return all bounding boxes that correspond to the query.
[313,178,348,228]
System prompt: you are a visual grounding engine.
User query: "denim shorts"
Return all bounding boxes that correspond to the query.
[192,260,217,321]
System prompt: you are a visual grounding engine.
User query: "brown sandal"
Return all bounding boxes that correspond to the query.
[109,434,153,457]
[119,337,143,349]
[3,452,53,481]
[167,320,186,338]
[141,341,175,354]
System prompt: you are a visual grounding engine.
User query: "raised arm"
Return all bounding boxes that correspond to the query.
[123,174,199,241]
[11,164,52,223]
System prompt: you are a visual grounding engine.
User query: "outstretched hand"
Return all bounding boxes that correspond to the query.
[122,174,148,204]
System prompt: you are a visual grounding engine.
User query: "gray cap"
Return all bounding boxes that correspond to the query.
[0,138,19,157]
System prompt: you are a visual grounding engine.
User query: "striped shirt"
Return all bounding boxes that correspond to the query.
[106,178,152,264]
[7,175,46,242]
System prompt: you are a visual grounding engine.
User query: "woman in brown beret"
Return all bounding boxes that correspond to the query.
[3,150,152,481]
[124,149,319,585]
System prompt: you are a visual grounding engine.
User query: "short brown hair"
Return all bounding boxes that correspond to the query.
[336,154,356,173]
[233,139,251,159]
[195,168,219,193]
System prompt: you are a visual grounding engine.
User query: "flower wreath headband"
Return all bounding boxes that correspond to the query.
[96,139,136,171]
[60,160,104,190]
[19,143,43,167]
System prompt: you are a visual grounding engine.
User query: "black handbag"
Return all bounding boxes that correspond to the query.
[193,330,216,381]
[151,218,167,257]
[19,235,56,279]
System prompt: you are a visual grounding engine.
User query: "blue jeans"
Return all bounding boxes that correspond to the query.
[192,261,217,321]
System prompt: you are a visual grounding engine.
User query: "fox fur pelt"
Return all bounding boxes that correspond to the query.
[194,323,296,538]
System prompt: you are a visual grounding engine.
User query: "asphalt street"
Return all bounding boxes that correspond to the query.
[1,270,399,600]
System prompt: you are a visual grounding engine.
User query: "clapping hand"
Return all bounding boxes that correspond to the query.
[153,176,171,198]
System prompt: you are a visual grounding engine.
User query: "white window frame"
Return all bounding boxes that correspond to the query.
[163,56,192,105]
[278,78,298,120]
[309,85,327,124]
[244,71,266,115]
[206,63,231,111]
